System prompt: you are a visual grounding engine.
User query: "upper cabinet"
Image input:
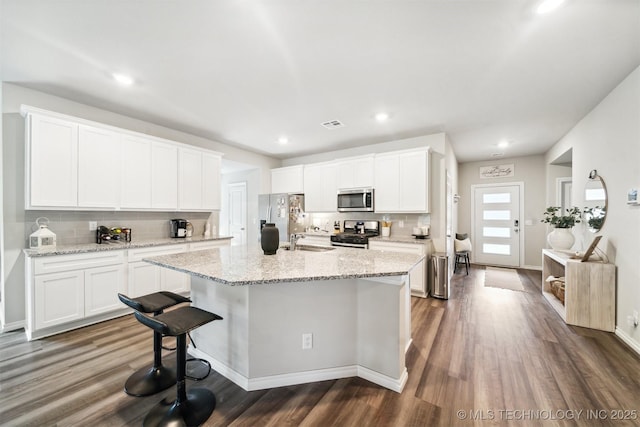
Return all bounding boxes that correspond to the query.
[304,161,337,212]
[22,106,221,212]
[374,148,430,213]
[179,147,221,210]
[336,155,374,189]
[27,114,79,207]
[271,165,304,194]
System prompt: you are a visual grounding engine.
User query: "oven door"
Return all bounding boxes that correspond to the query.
[337,188,374,212]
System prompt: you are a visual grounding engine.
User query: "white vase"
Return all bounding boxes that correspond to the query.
[547,228,575,251]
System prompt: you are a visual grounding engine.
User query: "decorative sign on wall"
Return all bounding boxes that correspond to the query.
[479,164,515,179]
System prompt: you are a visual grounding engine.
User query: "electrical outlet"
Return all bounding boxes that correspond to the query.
[89,221,97,231]
[399,220,404,228]
[302,333,313,350]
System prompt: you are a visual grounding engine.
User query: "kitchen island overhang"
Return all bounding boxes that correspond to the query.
[144,245,425,393]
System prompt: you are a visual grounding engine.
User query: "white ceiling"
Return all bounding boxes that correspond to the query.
[2,0,639,163]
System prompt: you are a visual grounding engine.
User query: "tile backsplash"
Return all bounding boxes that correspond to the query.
[308,212,430,237]
[24,210,218,246]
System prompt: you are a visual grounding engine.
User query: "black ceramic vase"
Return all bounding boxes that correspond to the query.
[261,223,279,255]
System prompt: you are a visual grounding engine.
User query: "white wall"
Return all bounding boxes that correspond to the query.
[1,83,281,330]
[458,155,547,268]
[546,65,640,352]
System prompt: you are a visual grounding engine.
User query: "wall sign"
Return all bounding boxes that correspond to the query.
[480,164,514,179]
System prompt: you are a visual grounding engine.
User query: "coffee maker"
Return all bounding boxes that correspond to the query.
[170,219,188,238]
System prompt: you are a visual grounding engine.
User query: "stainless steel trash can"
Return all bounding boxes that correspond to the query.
[430,253,449,299]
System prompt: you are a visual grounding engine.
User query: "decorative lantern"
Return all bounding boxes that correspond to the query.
[29,217,57,249]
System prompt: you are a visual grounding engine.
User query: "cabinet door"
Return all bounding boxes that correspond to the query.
[337,156,374,189]
[399,151,429,212]
[179,147,203,210]
[368,241,426,295]
[161,268,190,294]
[35,271,84,329]
[121,135,152,208]
[77,125,121,208]
[304,163,337,212]
[271,165,304,194]
[85,264,127,316]
[373,154,400,212]
[152,143,178,209]
[28,114,79,207]
[202,152,221,210]
[128,262,161,298]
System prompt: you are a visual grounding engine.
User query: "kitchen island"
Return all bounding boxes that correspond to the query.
[144,244,424,393]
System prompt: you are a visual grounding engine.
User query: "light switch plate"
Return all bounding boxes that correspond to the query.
[89,221,97,231]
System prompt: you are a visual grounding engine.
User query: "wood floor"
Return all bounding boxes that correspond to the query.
[2,266,640,426]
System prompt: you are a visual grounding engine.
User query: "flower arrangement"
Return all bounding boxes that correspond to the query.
[541,206,581,228]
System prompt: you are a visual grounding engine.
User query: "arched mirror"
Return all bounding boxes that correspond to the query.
[584,170,607,233]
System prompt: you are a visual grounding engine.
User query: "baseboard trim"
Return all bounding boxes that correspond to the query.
[522,264,542,271]
[0,320,25,333]
[615,327,640,356]
[189,347,407,393]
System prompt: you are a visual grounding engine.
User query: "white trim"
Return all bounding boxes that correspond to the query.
[522,264,542,271]
[470,182,525,268]
[189,347,408,393]
[615,327,640,357]
[26,309,130,341]
[0,320,24,333]
[556,177,572,211]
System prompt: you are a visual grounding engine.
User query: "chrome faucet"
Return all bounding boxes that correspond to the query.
[290,233,305,250]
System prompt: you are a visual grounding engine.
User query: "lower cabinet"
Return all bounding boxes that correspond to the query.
[368,240,431,298]
[30,251,127,334]
[26,239,232,340]
[127,244,189,297]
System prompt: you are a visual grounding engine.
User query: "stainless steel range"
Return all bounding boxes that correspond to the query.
[330,220,380,249]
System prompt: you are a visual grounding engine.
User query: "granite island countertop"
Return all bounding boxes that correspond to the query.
[23,235,233,257]
[144,244,424,286]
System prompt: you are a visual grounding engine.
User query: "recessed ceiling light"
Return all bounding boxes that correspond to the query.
[277,137,288,145]
[536,0,565,14]
[375,112,389,122]
[113,73,134,85]
[497,140,510,149]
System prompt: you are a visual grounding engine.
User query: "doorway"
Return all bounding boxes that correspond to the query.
[471,183,523,267]
[228,182,247,246]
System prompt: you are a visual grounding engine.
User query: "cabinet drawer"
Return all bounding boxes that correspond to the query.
[369,242,424,255]
[34,250,125,275]
[128,244,188,262]
[189,240,229,251]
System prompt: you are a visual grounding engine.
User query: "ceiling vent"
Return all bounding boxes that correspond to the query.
[321,120,345,130]
[491,152,505,158]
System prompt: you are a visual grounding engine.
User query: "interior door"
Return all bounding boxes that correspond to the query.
[228,182,247,246]
[472,184,521,267]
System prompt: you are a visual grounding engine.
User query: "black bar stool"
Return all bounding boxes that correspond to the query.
[134,306,222,427]
[118,291,191,396]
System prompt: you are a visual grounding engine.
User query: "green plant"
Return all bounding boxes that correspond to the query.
[583,206,605,230]
[541,206,581,228]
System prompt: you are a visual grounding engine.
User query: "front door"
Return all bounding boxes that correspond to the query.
[472,184,522,267]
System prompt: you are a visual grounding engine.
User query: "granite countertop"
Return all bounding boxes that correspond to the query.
[23,235,233,257]
[144,244,424,286]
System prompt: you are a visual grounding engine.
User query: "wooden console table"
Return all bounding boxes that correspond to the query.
[542,249,616,332]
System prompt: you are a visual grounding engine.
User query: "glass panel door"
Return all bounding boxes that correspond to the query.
[473,184,521,267]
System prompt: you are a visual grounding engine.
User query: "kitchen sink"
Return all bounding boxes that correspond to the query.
[286,245,335,252]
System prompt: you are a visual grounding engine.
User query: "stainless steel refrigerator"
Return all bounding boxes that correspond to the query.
[258,193,307,243]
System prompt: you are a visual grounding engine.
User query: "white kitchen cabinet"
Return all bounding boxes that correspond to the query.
[374,148,430,213]
[271,165,304,194]
[121,134,152,208]
[27,250,127,339]
[303,161,337,212]
[336,155,374,189]
[179,147,222,211]
[152,142,179,209]
[78,125,121,208]
[127,244,189,297]
[368,240,430,298]
[26,113,79,208]
[84,264,127,316]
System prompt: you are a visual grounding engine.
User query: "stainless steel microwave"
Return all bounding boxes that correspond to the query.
[337,188,374,212]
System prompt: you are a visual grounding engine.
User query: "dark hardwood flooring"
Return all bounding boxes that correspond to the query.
[2,266,640,426]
